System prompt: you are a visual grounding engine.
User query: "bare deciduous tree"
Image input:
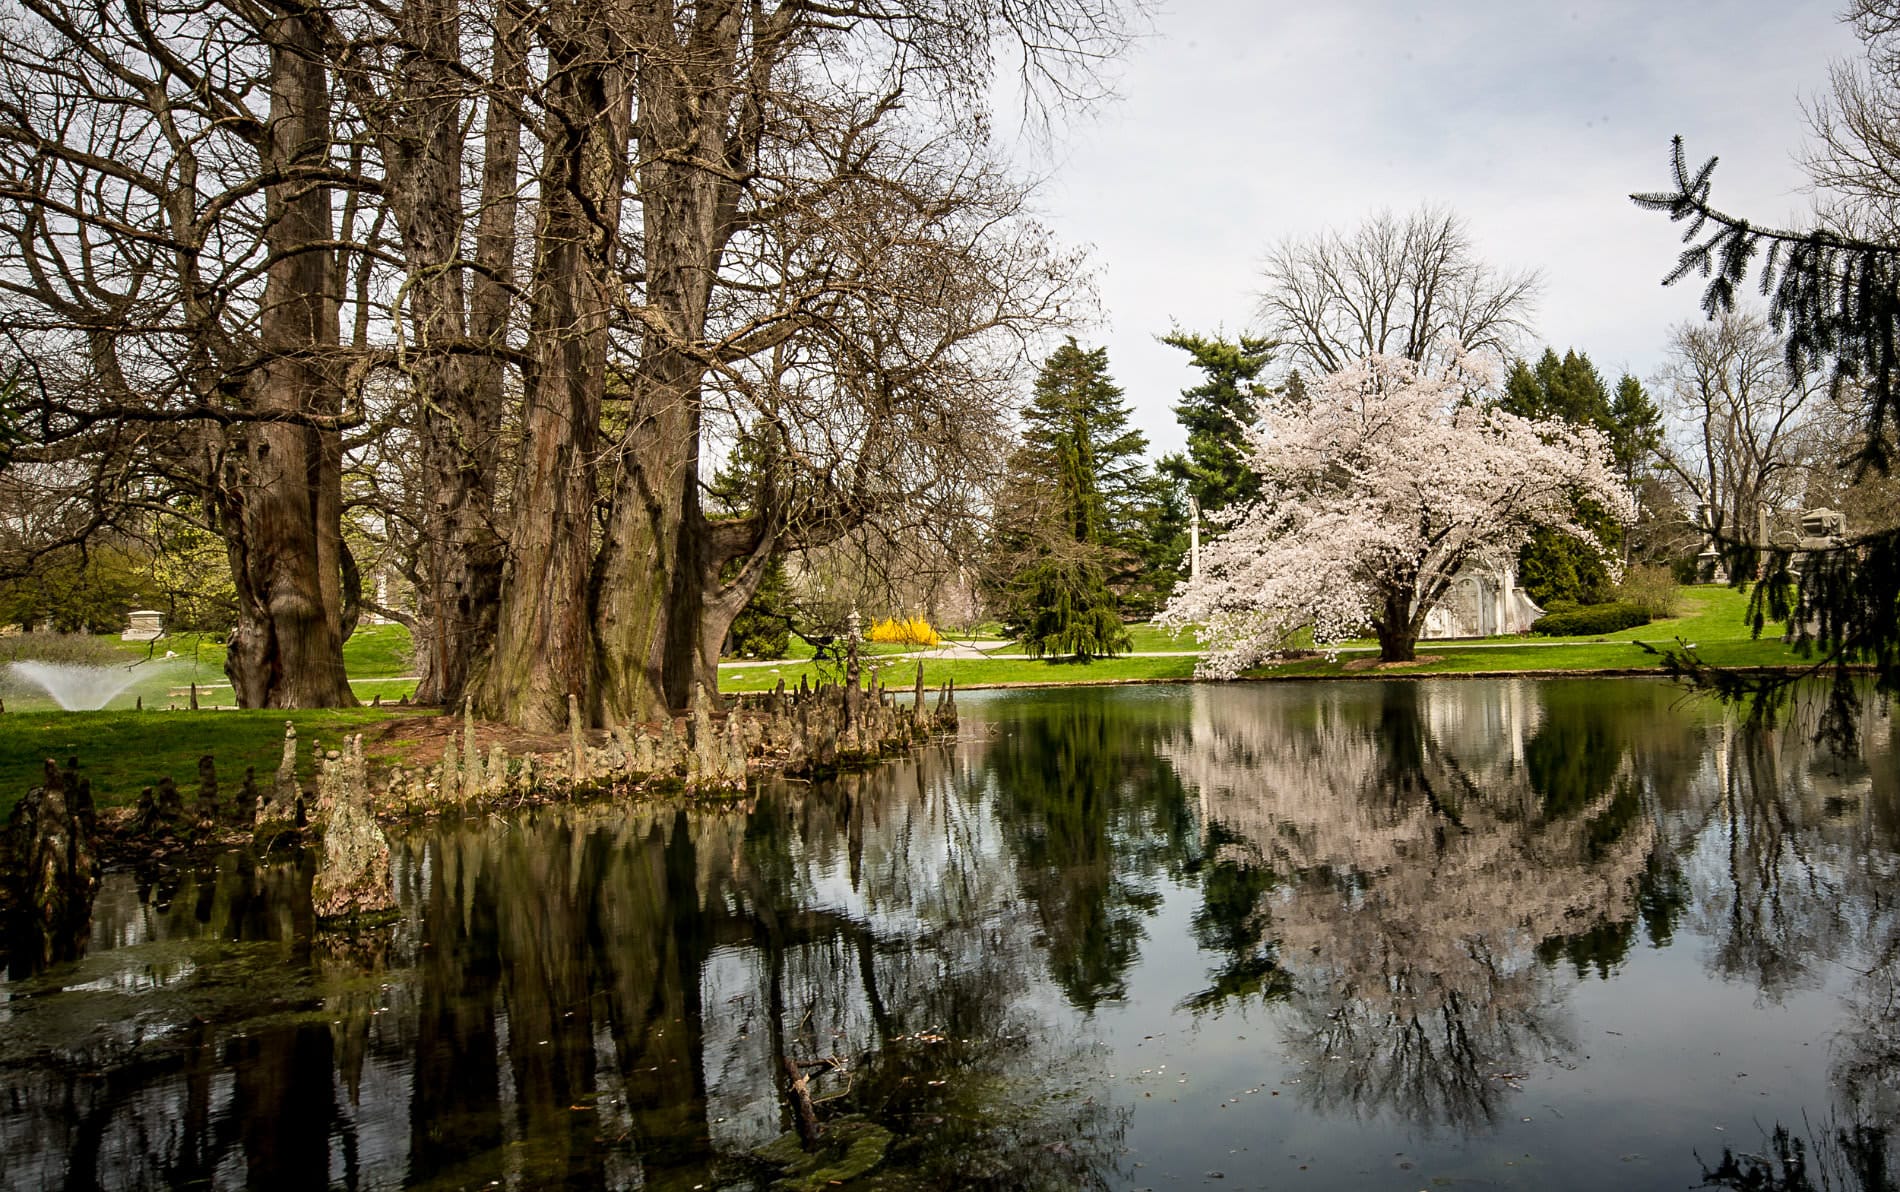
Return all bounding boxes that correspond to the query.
[1803,1,1900,238]
[1654,309,1826,548]
[1256,205,1540,374]
[0,0,1135,730]
[0,0,360,706]
[484,0,1133,729]
[304,0,524,708]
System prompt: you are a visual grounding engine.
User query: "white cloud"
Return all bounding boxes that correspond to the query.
[1003,0,1860,454]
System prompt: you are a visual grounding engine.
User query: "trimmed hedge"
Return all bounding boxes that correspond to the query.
[1529,602,1652,637]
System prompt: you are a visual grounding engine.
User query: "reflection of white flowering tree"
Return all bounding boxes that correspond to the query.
[1161,353,1633,670]
[1162,683,1656,1129]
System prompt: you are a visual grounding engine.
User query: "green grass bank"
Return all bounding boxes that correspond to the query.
[0,586,1812,819]
[0,708,423,821]
[716,584,1808,693]
[0,624,428,819]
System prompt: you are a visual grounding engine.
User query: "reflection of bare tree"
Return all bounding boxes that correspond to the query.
[1830,846,1900,1192]
[1162,682,1658,1129]
[1819,706,1900,1185]
[1835,931,1900,1163]
[0,845,352,1186]
[1677,710,1897,1001]
[1636,695,1900,1190]
[12,683,1898,1182]
[1695,1118,1898,1192]
[0,749,1129,1188]
[713,753,1132,1188]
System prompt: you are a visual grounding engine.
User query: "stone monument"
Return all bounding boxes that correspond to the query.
[121,610,164,641]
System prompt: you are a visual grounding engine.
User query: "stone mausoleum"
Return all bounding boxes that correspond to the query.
[1421,563,1543,640]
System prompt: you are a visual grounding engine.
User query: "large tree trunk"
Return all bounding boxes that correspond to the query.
[368,0,512,708]
[693,527,780,703]
[222,12,354,709]
[1373,582,1419,664]
[588,5,748,726]
[432,1,523,703]
[474,4,633,732]
[590,371,703,725]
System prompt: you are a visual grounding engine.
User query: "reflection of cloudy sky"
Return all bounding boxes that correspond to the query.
[1001,0,1858,452]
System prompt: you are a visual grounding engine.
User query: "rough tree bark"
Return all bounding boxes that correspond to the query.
[470,0,1097,730]
[1374,583,1420,664]
[691,520,781,709]
[433,0,523,705]
[221,12,355,708]
[474,0,634,732]
[590,2,759,726]
[590,369,704,725]
[336,0,515,707]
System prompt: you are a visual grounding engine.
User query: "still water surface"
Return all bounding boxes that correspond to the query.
[2,679,1897,1190]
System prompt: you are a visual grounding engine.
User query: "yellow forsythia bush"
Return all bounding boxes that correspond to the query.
[868,616,942,647]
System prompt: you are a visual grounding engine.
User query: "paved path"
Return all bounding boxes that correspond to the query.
[719,639,1013,668]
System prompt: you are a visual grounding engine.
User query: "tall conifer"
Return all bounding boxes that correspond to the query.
[1497,348,1630,605]
[993,339,1154,658]
[1157,332,1274,516]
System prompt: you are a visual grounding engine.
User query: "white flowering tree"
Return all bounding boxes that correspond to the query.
[1161,352,1635,674]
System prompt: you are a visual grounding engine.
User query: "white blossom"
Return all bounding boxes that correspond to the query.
[1161,351,1637,674]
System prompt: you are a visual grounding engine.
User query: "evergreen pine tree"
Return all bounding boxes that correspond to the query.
[1119,477,1188,616]
[1608,373,1663,487]
[1496,348,1627,606]
[993,339,1154,658]
[1156,332,1274,516]
[724,556,792,657]
[1500,349,1614,428]
[1634,120,1900,736]
[1281,369,1309,406]
[709,423,793,657]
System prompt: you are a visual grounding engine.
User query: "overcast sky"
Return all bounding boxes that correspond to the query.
[1006,0,1863,455]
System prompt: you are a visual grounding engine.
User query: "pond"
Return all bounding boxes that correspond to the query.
[2,679,1897,1190]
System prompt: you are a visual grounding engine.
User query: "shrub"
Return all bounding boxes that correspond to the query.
[868,616,941,647]
[1612,563,1682,619]
[1517,524,1616,606]
[724,558,792,658]
[728,614,789,659]
[0,544,145,634]
[0,631,124,666]
[1541,598,1580,615]
[1530,602,1652,637]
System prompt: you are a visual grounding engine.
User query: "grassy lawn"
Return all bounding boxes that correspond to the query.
[775,636,929,661]
[1242,584,1806,677]
[718,585,1814,692]
[339,623,418,677]
[4,623,418,712]
[1,624,424,818]
[1318,583,1769,651]
[1252,636,1802,678]
[718,652,1201,694]
[0,588,1808,817]
[0,707,422,820]
[737,624,1014,664]
[936,620,1188,654]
